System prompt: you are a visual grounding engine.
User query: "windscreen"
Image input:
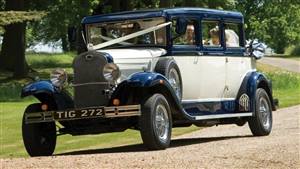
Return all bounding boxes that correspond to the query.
[86,17,166,48]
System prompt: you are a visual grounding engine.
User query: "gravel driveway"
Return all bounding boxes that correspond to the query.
[2,105,299,169]
[259,57,300,73]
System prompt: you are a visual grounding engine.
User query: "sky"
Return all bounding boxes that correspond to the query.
[0,36,63,53]
[27,42,63,53]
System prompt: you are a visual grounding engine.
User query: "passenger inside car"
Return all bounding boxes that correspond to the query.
[185,24,195,45]
[204,26,239,47]
[209,27,220,46]
[225,29,239,47]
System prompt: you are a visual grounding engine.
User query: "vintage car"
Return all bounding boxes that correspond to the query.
[21,8,277,157]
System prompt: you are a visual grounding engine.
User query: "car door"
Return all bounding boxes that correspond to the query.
[197,20,226,101]
[171,18,226,102]
[223,22,254,99]
[170,17,202,100]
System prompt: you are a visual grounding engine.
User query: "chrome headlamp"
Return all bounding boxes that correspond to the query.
[103,63,121,82]
[50,68,68,87]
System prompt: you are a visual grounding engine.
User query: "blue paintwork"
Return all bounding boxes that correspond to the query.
[247,71,273,110]
[82,9,164,24]
[21,80,75,111]
[183,100,237,116]
[235,71,274,112]
[21,80,57,97]
[82,8,243,24]
[123,72,199,121]
[173,71,273,118]
[82,8,245,57]
[124,71,251,121]
[127,71,172,87]
[102,52,114,63]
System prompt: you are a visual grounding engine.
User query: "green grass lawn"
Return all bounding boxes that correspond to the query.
[257,63,300,107]
[0,53,200,157]
[1,53,300,158]
[266,54,300,61]
[289,57,300,61]
[0,100,199,158]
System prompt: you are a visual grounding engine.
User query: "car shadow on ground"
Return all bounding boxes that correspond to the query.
[57,135,252,156]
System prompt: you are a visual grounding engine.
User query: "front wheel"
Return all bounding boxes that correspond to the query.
[248,88,273,136]
[140,94,172,150]
[22,104,57,157]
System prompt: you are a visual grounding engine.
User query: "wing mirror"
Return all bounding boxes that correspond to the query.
[247,39,266,59]
[175,17,188,35]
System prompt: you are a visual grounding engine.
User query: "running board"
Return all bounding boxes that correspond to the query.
[193,113,253,120]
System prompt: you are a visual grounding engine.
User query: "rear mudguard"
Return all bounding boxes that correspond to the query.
[111,72,197,121]
[236,71,276,112]
[21,80,74,110]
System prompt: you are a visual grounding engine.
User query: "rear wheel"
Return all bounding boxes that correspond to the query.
[22,104,57,157]
[248,88,273,136]
[140,94,172,150]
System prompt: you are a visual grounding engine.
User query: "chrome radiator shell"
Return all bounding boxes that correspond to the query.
[72,51,110,108]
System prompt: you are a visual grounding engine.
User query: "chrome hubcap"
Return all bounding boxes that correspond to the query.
[155,104,169,142]
[259,97,271,129]
[168,68,181,99]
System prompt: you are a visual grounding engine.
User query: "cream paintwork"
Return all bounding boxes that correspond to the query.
[98,48,166,81]
[174,55,254,101]
[171,56,226,100]
[224,56,256,99]
[98,48,254,101]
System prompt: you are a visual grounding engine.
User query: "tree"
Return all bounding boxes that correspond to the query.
[236,0,300,53]
[160,0,173,7]
[28,0,100,52]
[169,0,234,9]
[0,0,45,77]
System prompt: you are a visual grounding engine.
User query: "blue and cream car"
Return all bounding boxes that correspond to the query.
[21,8,277,156]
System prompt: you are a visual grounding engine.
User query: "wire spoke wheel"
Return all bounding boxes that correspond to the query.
[155,104,170,142]
[259,97,271,129]
[248,88,273,136]
[140,94,172,150]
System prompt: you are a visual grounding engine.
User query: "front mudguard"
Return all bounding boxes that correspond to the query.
[21,80,74,110]
[111,72,192,120]
[112,72,179,103]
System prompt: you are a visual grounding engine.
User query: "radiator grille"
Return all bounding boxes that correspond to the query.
[72,51,110,108]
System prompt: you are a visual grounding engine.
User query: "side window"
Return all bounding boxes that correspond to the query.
[224,23,242,47]
[202,21,221,47]
[172,19,196,46]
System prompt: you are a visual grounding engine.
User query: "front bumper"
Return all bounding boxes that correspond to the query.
[25,105,141,124]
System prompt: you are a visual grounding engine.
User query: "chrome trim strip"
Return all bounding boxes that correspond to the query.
[182,98,236,104]
[105,111,141,118]
[72,82,110,87]
[194,112,253,120]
